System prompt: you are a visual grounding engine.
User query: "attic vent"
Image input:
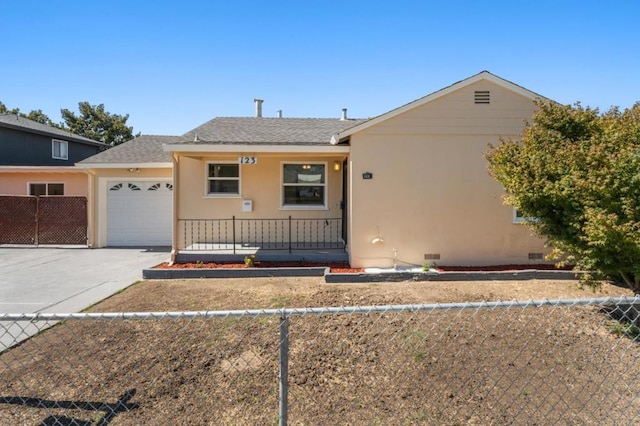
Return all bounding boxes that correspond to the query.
[474,90,490,104]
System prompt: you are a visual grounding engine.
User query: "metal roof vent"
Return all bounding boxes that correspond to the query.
[254,98,264,117]
[277,109,282,118]
[340,108,348,120]
[474,91,490,104]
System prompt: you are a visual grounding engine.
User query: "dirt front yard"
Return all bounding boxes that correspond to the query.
[2,278,639,424]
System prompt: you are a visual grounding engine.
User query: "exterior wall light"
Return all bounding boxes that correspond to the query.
[372,227,384,244]
[333,161,342,171]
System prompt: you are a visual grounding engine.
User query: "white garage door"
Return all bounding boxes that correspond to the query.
[107,181,173,246]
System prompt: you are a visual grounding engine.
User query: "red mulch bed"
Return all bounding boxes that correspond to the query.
[436,264,573,272]
[155,262,571,274]
[155,261,364,273]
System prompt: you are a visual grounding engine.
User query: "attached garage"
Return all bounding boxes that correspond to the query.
[106,180,173,246]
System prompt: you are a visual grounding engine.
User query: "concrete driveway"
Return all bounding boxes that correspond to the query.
[0,247,169,314]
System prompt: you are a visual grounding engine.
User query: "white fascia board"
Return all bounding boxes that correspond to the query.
[163,144,350,154]
[0,166,87,173]
[335,71,546,140]
[75,162,173,169]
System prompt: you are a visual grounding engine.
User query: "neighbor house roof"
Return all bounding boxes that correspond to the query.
[332,70,548,143]
[77,135,180,167]
[0,114,107,147]
[180,117,367,145]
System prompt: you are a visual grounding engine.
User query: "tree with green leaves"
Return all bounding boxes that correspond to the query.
[60,102,139,146]
[25,109,55,126]
[487,100,640,293]
[0,101,19,115]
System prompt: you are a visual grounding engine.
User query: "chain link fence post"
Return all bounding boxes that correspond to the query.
[279,310,289,426]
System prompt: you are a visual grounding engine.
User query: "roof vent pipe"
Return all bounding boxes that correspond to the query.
[254,98,264,118]
[341,108,347,121]
[277,109,282,118]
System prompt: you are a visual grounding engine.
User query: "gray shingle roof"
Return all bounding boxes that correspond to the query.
[79,117,368,166]
[181,117,367,145]
[0,113,107,147]
[78,135,180,164]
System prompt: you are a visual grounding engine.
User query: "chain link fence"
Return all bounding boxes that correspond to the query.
[2,297,640,425]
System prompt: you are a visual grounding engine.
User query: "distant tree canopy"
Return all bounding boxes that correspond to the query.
[487,100,640,293]
[61,102,139,146]
[1,101,138,147]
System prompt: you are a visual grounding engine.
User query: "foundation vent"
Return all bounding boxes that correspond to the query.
[528,252,544,260]
[424,253,441,261]
[474,90,490,104]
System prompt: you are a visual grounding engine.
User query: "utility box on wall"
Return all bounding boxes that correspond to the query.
[242,199,253,212]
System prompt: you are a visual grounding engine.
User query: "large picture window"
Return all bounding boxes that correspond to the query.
[207,163,240,196]
[282,163,326,208]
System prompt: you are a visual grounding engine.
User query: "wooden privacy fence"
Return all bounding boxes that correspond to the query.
[0,196,87,245]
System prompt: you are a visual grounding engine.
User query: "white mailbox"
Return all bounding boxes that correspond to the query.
[242,199,253,212]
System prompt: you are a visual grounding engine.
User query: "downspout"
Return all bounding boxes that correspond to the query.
[170,152,179,265]
[86,169,96,248]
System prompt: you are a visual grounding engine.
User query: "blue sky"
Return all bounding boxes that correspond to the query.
[1,0,639,135]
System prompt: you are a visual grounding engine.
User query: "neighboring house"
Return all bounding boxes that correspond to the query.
[80,71,550,267]
[0,114,108,246]
[0,114,107,197]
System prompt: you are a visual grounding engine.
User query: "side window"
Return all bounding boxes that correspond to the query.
[52,139,69,160]
[29,183,64,196]
[513,207,538,224]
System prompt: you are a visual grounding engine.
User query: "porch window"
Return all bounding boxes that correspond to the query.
[282,163,326,209]
[207,162,240,196]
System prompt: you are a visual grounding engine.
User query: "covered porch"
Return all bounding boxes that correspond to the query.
[174,216,348,263]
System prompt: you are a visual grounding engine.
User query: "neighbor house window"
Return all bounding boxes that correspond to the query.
[282,163,327,208]
[29,183,64,196]
[207,162,240,196]
[52,139,68,160]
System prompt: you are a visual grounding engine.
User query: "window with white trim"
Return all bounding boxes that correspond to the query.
[52,139,68,160]
[29,183,64,196]
[207,162,240,196]
[513,207,539,224]
[282,163,326,208]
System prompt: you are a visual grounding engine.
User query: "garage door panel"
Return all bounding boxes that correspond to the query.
[107,181,172,246]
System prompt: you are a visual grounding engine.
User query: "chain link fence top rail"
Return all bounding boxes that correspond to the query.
[2,297,640,425]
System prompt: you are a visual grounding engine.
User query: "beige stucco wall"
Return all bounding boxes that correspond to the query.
[174,153,346,247]
[85,167,173,247]
[0,171,88,196]
[348,80,548,268]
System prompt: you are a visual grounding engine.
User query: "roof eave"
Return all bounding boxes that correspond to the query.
[0,122,107,147]
[76,162,173,169]
[163,144,350,154]
[0,166,88,173]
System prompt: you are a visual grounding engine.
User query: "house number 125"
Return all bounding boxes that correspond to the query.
[239,157,257,164]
